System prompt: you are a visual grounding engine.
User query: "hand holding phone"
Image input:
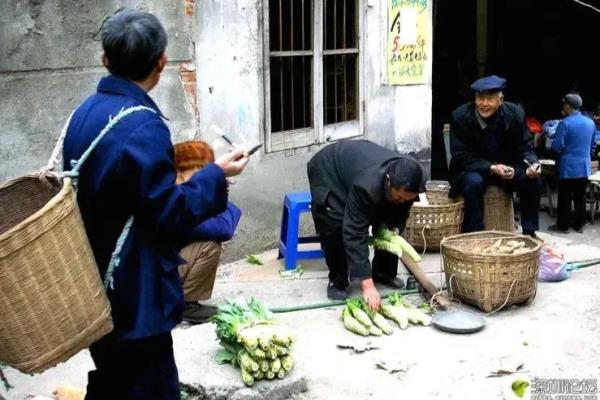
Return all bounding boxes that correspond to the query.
[215,149,249,177]
[247,144,262,156]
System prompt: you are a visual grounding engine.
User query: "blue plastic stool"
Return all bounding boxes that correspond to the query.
[278,192,325,270]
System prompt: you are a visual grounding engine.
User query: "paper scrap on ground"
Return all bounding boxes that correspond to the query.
[375,359,413,374]
[337,341,379,354]
[486,363,524,378]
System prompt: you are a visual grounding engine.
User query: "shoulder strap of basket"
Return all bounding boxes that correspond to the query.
[104,216,134,290]
[49,105,157,290]
[62,105,157,180]
[42,110,76,174]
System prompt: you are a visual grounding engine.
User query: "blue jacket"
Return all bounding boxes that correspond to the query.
[551,111,595,179]
[183,202,241,244]
[63,75,228,339]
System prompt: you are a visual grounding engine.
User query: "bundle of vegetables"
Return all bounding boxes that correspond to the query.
[380,292,432,329]
[212,298,295,386]
[370,226,422,262]
[342,298,394,336]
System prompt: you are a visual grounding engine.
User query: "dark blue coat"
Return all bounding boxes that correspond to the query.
[63,75,228,339]
[551,111,595,179]
[183,202,241,244]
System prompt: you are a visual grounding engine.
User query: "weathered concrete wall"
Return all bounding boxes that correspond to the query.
[0,0,196,182]
[364,0,433,163]
[0,0,433,262]
[195,1,433,260]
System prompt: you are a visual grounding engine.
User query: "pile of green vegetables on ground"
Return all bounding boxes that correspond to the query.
[212,298,295,386]
[370,226,422,262]
[342,293,432,336]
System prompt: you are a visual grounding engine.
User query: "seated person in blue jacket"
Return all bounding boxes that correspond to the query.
[173,141,242,324]
[62,9,249,399]
[549,93,596,233]
[448,75,542,237]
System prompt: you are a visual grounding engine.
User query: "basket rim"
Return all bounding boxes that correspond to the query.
[0,174,73,243]
[411,200,464,209]
[440,230,543,255]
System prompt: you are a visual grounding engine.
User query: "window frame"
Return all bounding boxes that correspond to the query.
[262,0,365,153]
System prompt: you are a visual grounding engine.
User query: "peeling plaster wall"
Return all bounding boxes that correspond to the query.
[194,1,433,260]
[364,0,433,164]
[0,1,197,182]
[0,1,433,261]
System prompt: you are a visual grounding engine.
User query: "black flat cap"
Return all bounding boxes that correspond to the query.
[470,75,507,93]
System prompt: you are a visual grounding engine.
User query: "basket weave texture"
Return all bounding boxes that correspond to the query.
[483,185,515,232]
[441,231,541,312]
[0,175,112,374]
[424,180,452,205]
[403,199,464,251]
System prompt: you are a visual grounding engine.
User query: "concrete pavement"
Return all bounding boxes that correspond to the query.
[2,211,600,400]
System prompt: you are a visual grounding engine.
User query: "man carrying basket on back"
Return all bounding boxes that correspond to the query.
[63,9,249,399]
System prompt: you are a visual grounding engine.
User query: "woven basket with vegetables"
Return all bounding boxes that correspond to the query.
[441,231,542,313]
[212,298,295,386]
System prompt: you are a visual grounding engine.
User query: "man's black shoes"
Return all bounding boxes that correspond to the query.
[571,225,584,233]
[327,282,348,301]
[182,302,219,324]
[522,230,538,239]
[548,225,569,234]
[373,277,406,290]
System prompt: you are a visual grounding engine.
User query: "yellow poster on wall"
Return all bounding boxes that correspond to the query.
[387,0,430,85]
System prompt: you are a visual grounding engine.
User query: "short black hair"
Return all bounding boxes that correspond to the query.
[387,157,426,193]
[102,9,167,81]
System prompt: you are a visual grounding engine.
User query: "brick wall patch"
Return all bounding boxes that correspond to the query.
[179,62,198,121]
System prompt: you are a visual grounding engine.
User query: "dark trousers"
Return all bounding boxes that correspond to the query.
[461,170,541,233]
[85,332,180,400]
[556,178,588,230]
[320,229,398,289]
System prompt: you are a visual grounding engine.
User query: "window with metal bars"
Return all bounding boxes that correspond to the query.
[266,0,361,152]
[323,0,358,125]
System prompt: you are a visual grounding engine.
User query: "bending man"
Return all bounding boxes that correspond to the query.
[307,140,426,310]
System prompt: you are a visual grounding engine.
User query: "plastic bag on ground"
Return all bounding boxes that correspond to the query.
[538,246,571,282]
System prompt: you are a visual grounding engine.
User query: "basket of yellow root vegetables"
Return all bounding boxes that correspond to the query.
[440,231,542,312]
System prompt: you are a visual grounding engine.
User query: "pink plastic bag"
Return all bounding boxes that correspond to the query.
[538,246,571,282]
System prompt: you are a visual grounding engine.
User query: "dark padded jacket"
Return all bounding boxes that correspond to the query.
[448,101,538,193]
[307,140,418,280]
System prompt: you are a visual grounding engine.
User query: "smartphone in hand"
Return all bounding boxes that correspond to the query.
[247,144,262,156]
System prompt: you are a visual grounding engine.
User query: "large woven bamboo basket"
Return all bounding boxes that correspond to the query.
[0,175,112,374]
[441,231,542,312]
[403,200,464,251]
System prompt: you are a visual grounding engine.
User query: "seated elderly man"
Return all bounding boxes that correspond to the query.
[448,75,542,237]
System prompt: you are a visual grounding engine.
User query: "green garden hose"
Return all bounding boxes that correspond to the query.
[269,289,419,313]
[567,258,600,271]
